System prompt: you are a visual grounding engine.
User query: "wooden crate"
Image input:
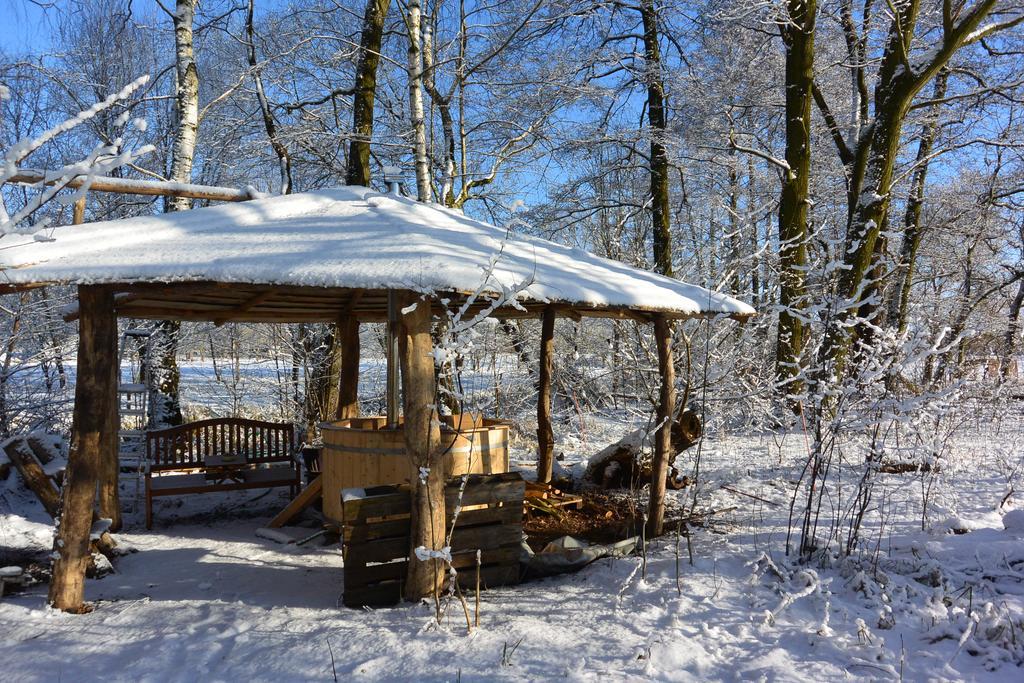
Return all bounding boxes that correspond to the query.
[341,472,525,608]
[320,414,510,522]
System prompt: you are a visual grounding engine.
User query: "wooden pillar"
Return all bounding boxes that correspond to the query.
[398,292,444,601]
[400,293,443,600]
[646,314,675,538]
[536,307,555,483]
[386,291,401,428]
[335,315,361,420]
[98,364,122,532]
[49,285,117,612]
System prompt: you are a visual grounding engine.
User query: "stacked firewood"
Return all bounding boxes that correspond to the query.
[524,481,583,517]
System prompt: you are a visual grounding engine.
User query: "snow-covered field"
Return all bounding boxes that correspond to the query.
[2,413,1024,681]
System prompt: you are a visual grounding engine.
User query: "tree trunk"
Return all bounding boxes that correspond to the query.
[400,293,443,601]
[247,0,292,194]
[406,0,432,202]
[346,0,391,187]
[5,440,61,517]
[98,344,121,531]
[775,0,815,401]
[49,285,117,613]
[1002,277,1024,380]
[639,0,672,277]
[422,22,458,206]
[887,70,949,333]
[336,316,361,419]
[153,0,201,428]
[536,307,555,483]
[167,0,199,214]
[646,314,675,538]
[820,0,998,378]
[0,292,28,439]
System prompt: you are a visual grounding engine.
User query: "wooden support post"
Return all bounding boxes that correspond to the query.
[49,285,117,612]
[536,306,555,484]
[646,314,675,539]
[399,291,444,601]
[386,292,401,428]
[335,315,361,420]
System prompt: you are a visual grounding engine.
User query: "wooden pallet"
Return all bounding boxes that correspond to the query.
[341,472,525,608]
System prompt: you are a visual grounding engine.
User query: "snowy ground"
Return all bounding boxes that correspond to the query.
[2,414,1024,681]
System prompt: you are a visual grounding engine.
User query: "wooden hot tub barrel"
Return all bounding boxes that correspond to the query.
[319,414,510,522]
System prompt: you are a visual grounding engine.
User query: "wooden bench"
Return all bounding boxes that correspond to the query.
[145,418,300,529]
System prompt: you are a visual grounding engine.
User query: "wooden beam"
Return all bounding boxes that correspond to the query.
[268,475,323,528]
[646,314,676,538]
[537,306,555,484]
[213,289,274,326]
[398,291,444,601]
[7,168,256,203]
[49,285,118,613]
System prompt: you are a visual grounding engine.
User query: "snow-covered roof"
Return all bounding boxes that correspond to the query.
[0,186,754,321]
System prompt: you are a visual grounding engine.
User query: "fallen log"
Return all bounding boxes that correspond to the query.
[3,439,61,517]
[2,436,118,569]
[584,409,702,490]
[878,462,936,474]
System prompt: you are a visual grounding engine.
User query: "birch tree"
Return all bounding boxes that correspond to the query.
[152,0,201,428]
[405,0,432,202]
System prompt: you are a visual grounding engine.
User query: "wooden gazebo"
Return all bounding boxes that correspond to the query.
[0,185,754,612]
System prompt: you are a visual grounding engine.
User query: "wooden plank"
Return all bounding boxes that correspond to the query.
[447,479,524,507]
[342,490,411,522]
[450,504,522,528]
[344,560,407,589]
[455,564,520,589]
[450,522,522,553]
[449,546,520,569]
[345,536,409,568]
[345,549,519,593]
[343,517,411,544]
[343,580,405,608]
[267,475,322,528]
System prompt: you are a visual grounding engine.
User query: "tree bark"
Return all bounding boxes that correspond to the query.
[820,0,999,378]
[775,0,815,402]
[639,0,672,277]
[1003,277,1024,380]
[247,0,293,194]
[887,70,949,333]
[400,292,443,601]
[153,0,201,428]
[167,0,199,214]
[49,285,117,613]
[346,0,391,187]
[406,0,432,202]
[646,314,675,538]
[5,440,61,517]
[336,315,361,419]
[536,307,555,483]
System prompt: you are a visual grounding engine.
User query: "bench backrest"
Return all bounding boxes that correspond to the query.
[146,418,294,471]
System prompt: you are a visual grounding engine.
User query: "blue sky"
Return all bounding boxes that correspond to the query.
[0,0,54,52]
